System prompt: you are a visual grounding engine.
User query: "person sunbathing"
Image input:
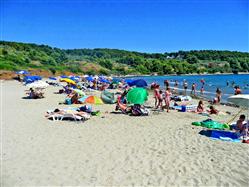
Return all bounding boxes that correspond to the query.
[196,100,204,113]
[207,106,219,115]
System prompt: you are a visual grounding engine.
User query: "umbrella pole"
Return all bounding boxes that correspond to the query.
[226,108,243,125]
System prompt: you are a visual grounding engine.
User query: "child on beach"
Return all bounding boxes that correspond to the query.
[164,88,172,112]
[154,85,160,108]
[156,90,163,110]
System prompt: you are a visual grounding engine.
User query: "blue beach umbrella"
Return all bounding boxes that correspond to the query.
[60,75,68,78]
[128,79,148,87]
[86,76,94,82]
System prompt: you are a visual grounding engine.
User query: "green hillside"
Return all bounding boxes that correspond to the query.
[0,41,249,75]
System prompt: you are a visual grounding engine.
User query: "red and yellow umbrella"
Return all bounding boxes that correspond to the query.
[85,96,103,105]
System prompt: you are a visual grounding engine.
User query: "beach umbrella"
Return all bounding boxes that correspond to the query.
[72,88,85,96]
[129,79,148,87]
[227,94,249,108]
[60,75,68,78]
[16,70,29,75]
[27,80,49,89]
[60,78,76,85]
[86,76,94,82]
[84,96,103,104]
[49,77,57,80]
[127,87,148,104]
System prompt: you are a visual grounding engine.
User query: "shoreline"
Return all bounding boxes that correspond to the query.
[114,72,249,78]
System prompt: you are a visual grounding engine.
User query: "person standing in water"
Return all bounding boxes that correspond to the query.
[191,83,196,95]
[200,86,204,95]
[164,80,169,89]
[174,80,178,94]
[183,80,188,95]
[216,88,222,103]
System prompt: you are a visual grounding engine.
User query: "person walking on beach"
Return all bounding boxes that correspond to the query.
[164,88,172,112]
[216,88,222,103]
[183,80,188,95]
[191,83,196,95]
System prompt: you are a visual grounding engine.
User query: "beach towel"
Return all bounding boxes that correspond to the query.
[210,130,241,143]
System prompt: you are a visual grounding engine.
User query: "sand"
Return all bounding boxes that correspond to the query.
[1,80,249,186]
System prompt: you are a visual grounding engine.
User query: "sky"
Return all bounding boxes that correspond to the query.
[1,0,248,53]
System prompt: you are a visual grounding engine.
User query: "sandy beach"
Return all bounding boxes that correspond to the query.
[1,80,249,186]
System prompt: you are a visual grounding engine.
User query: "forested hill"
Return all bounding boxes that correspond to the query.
[0,40,249,75]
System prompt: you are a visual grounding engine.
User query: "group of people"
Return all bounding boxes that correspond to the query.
[153,84,172,112]
[26,88,44,99]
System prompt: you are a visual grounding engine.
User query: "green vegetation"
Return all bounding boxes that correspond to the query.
[0,41,249,75]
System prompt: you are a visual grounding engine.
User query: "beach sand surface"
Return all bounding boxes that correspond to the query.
[1,80,249,186]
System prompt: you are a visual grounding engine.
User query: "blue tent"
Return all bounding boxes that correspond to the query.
[16,70,29,75]
[128,79,148,87]
[49,77,57,80]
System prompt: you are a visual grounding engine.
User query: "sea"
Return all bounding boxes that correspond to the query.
[123,74,249,102]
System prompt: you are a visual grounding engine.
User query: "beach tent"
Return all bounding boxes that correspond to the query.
[101,90,116,104]
[84,96,103,105]
[16,70,30,75]
[128,79,148,87]
[127,87,148,104]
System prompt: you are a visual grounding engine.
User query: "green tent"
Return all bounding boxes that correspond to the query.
[127,87,148,104]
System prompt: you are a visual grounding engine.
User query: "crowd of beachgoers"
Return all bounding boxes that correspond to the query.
[2,70,249,186]
[14,70,249,144]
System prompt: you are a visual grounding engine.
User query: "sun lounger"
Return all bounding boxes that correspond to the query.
[46,111,90,122]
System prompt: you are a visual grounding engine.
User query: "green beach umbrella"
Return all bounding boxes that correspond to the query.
[127,87,148,104]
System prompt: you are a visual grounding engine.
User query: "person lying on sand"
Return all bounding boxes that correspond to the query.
[45,108,90,118]
[207,106,219,115]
